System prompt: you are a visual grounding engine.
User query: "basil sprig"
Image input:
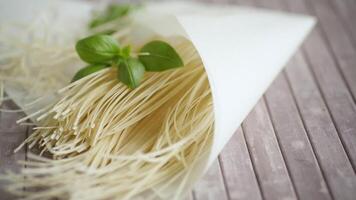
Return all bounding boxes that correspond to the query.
[89,4,135,29]
[73,34,184,89]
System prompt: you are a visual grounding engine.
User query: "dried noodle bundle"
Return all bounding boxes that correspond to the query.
[2,37,214,200]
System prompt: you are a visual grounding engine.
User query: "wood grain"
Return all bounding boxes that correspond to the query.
[0,100,27,200]
[219,128,262,200]
[286,0,356,170]
[254,0,333,199]
[242,99,297,200]
[265,74,332,200]
[255,1,356,200]
[193,161,228,200]
[308,0,356,104]
[286,51,356,200]
[328,0,356,47]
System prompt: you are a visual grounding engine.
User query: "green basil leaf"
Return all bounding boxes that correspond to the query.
[138,40,184,72]
[118,58,145,89]
[121,45,131,58]
[76,34,120,64]
[89,4,134,29]
[97,29,116,35]
[72,64,108,82]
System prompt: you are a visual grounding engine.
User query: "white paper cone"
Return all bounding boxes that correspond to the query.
[140,2,316,168]
[0,0,316,197]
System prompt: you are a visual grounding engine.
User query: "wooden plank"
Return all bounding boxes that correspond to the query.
[258,0,356,199]
[193,160,229,200]
[264,74,332,200]
[252,1,332,199]
[253,0,356,199]
[0,100,27,200]
[254,0,284,9]
[286,0,356,170]
[229,1,295,200]
[233,0,256,7]
[219,127,263,200]
[227,1,298,200]
[307,0,356,103]
[286,51,356,200]
[328,0,356,46]
[242,99,297,200]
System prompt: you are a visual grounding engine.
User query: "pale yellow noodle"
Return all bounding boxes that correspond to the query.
[1,37,214,200]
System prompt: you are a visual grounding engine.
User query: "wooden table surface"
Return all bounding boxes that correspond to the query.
[1,0,356,199]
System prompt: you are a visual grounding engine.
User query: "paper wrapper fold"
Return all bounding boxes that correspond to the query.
[144,2,316,168]
[0,0,315,196]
